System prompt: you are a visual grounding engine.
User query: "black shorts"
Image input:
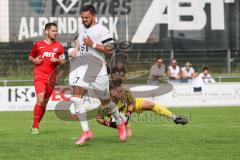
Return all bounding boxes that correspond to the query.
[193,87,202,92]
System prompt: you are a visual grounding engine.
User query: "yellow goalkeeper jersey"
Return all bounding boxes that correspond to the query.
[116,89,135,113]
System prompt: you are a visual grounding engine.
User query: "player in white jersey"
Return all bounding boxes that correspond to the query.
[70,5,126,145]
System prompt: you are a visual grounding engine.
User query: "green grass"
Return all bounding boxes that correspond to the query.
[0,107,240,160]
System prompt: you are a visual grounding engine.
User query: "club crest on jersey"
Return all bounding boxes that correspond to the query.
[53,48,58,52]
[42,52,56,58]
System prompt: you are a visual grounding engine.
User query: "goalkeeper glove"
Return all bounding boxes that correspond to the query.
[104,120,117,128]
[122,111,132,125]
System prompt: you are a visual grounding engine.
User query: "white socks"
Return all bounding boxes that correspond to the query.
[172,114,177,121]
[71,97,89,132]
[69,103,75,114]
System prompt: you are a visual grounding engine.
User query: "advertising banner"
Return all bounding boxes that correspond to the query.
[0,0,239,49]
[1,82,240,111]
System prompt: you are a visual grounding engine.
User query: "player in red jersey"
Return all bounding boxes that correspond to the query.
[29,22,65,135]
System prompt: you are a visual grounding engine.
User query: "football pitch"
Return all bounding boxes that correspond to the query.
[0,107,239,160]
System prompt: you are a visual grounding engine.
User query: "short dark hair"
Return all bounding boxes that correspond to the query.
[45,22,57,30]
[81,5,96,14]
[156,56,162,60]
[156,57,163,62]
[109,80,122,90]
[202,66,209,71]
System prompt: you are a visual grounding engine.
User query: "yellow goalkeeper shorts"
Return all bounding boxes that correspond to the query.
[133,98,145,113]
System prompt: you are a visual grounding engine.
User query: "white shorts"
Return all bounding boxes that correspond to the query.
[70,64,109,100]
[69,68,77,86]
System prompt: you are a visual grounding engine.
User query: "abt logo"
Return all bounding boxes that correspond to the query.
[132,0,235,43]
[42,52,56,58]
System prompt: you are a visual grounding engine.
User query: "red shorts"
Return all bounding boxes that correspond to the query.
[34,80,55,99]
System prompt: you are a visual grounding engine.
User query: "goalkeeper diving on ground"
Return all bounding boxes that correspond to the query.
[95,80,188,138]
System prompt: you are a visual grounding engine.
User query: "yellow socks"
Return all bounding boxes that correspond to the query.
[152,104,173,119]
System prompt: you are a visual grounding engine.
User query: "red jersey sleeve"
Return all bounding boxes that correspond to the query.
[58,43,65,59]
[29,43,38,57]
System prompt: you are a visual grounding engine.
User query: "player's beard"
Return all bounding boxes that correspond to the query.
[83,19,93,28]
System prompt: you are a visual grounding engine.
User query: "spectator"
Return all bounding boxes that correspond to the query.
[192,69,204,92]
[181,62,195,83]
[167,59,181,83]
[111,61,127,82]
[199,67,216,83]
[147,57,166,85]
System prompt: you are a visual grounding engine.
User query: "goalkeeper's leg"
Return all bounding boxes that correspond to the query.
[141,100,188,125]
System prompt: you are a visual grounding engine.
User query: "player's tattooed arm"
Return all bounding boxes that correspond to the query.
[126,90,135,117]
[83,36,113,55]
[29,55,43,65]
[128,103,134,113]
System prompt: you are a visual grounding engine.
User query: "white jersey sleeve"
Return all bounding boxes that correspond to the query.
[67,48,74,59]
[99,26,114,45]
[68,48,74,55]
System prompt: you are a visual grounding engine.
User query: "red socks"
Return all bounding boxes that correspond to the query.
[40,107,46,122]
[32,104,46,128]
